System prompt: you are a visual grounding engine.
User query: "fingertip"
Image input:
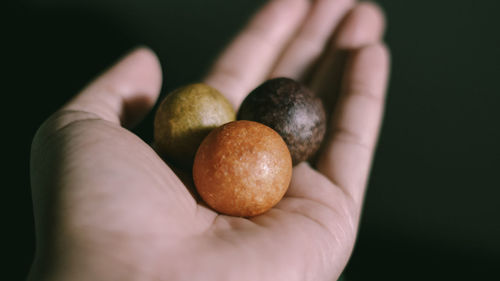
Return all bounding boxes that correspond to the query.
[335,2,386,49]
[63,46,164,127]
[114,46,164,127]
[360,1,387,33]
[119,46,164,103]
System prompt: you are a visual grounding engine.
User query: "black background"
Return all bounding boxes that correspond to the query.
[5,0,500,280]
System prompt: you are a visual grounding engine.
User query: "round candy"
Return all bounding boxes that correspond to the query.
[193,120,292,217]
[237,77,326,165]
[154,83,235,169]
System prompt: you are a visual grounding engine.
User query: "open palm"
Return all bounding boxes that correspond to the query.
[29,1,389,280]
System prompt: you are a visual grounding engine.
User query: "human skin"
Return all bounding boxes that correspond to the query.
[28,0,389,280]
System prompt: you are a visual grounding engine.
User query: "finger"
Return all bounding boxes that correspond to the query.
[317,43,390,206]
[284,162,358,226]
[310,2,386,115]
[204,0,310,109]
[63,47,163,128]
[275,162,359,277]
[334,2,386,49]
[270,0,355,80]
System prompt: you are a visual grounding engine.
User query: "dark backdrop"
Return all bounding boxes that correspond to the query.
[6,0,500,280]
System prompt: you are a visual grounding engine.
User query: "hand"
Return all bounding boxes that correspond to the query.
[28,0,389,280]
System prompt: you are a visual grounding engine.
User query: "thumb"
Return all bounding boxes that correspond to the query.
[63,47,163,128]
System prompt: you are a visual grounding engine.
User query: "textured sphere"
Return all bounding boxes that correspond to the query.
[238,77,326,165]
[154,83,235,169]
[193,120,292,217]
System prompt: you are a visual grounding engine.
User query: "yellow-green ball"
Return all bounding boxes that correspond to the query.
[154,83,235,169]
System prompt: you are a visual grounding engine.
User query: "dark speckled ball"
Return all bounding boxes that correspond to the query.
[237,77,326,165]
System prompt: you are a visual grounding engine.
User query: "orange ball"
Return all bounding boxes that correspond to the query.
[193,120,292,217]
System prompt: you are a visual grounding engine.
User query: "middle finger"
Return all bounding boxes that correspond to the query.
[270,0,355,81]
